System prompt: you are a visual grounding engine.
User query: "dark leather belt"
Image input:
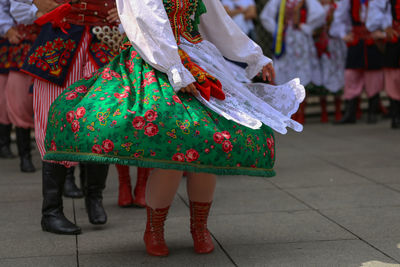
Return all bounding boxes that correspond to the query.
[64,0,116,26]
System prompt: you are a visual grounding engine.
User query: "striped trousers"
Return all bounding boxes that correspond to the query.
[33,30,97,166]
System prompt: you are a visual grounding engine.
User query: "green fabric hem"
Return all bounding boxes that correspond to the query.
[44,151,276,178]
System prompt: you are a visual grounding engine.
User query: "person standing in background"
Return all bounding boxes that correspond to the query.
[330,0,384,124]
[366,0,400,129]
[260,0,325,124]
[312,0,347,123]
[19,0,120,235]
[0,0,38,172]
[222,0,258,40]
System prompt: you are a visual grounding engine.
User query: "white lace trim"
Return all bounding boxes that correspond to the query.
[167,64,196,92]
[179,38,306,134]
[245,55,272,79]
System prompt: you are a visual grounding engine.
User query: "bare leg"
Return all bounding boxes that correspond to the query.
[186,172,216,202]
[145,169,183,208]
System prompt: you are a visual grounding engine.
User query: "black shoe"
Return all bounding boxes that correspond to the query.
[367,94,379,124]
[15,127,35,172]
[63,167,84,198]
[41,161,81,235]
[334,98,357,124]
[0,124,16,158]
[82,164,109,225]
[391,99,400,129]
[41,214,81,235]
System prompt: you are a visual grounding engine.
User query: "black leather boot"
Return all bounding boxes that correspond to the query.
[334,98,357,124]
[391,99,400,129]
[63,166,84,198]
[0,124,15,158]
[15,127,35,172]
[41,162,81,235]
[82,163,109,225]
[367,94,379,124]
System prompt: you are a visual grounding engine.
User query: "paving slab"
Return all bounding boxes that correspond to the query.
[79,246,233,267]
[0,255,76,267]
[77,216,210,255]
[271,166,372,189]
[388,184,400,192]
[364,239,400,263]
[224,240,398,267]
[322,207,400,239]
[0,200,76,258]
[208,210,355,246]
[287,184,400,210]
[348,167,400,184]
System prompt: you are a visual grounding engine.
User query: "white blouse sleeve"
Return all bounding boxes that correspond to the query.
[366,0,392,32]
[259,0,280,34]
[299,0,326,35]
[329,0,352,39]
[9,0,37,25]
[116,0,195,92]
[0,0,15,36]
[198,0,272,79]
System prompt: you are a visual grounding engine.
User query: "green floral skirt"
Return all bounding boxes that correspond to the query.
[44,46,276,177]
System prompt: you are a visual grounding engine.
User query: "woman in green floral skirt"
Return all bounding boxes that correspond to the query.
[43,0,305,256]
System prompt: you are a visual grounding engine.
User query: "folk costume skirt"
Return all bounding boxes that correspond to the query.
[43,41,304,177]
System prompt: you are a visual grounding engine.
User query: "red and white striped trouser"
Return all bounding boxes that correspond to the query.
[33,30,97,166]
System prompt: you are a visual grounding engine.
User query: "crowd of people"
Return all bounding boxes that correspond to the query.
[0,0,398,258]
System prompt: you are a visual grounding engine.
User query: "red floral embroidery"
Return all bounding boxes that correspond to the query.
[110,70,121,78]
[51,140,57,151]
[173,95,182,104]
[267,136,274,149]
[221,131,231,140]
[144,123,159,137]
[185,149,199,162]
[71,120,80,133]
[75,85,88,93]
[114,92,128,99]
[101,69,112,80]
[213,132,224,144]
[66,111,75,123]
[66,92,78,100]
[132,116,146,130]
[172,152,185,162]
[92,144,102,154]
[76,107,86,119]
[222,140,233,153]
[144,110,158,122]
[101,139,114,153]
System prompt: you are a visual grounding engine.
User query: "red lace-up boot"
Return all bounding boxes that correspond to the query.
[190,201,214,254]
[116,165,133,207]
[133,168,150,207]
[334,97,342,122]
[144,206,170,256]
[320,97,329,123]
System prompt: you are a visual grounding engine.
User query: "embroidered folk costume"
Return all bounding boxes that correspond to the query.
[260,0,325,123]
[0,0,39,172]
[312,0,347,123]
[330,0,384,124]
[43,0,305,177]
[42,0,305,256]
[366,0,400,128]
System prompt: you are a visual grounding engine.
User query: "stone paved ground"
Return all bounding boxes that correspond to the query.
[0,119,399,267]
